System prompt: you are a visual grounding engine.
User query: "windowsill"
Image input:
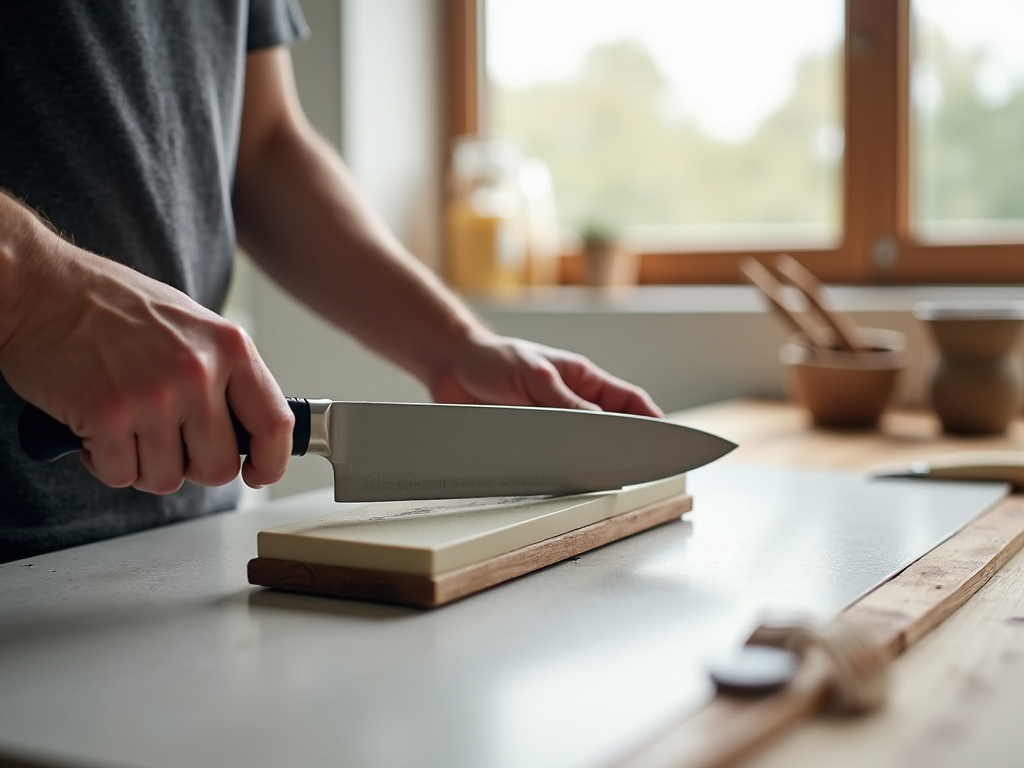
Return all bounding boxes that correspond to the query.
[469,284,1024,315]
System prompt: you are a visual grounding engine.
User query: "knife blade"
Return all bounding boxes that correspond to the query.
[19,399,736,501]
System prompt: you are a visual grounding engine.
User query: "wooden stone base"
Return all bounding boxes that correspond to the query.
[248,492,692,608]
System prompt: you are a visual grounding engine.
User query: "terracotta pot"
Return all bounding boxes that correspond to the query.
[780,328,908,429]
[581,242,638,288]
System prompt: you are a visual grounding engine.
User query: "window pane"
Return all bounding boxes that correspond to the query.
[484,0,844,250]
[912,0,1024,242]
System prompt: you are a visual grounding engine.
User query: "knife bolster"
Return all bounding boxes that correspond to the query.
[305,398,333,458]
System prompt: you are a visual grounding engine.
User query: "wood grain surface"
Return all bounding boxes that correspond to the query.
[613,400,1024,768]
[249,492,692,607]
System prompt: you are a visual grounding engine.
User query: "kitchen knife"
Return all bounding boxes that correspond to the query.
[19,399,736,501]
[870,450,1024,489]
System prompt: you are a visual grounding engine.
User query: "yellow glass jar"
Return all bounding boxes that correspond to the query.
[445,137,528,294]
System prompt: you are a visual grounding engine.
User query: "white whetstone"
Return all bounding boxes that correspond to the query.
[256,473,688,575]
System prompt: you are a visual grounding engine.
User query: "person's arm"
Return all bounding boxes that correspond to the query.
[0,191,294,493]
[233,48,662,417]
[0,195,32,347]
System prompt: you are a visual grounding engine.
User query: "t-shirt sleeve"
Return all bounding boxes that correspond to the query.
[247,0,310,51]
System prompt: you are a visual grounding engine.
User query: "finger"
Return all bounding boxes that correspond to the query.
[547,354,663,417]
[592,380,664,417]
[521,358,602,411]
[430,378,487,406]
[80,431,139,488]
[225,354,293,489]
[133,413,186,495]
[574,374,663,417]
[182,399,243,488]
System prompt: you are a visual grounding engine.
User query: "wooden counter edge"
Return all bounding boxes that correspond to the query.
[613,494,1024,768]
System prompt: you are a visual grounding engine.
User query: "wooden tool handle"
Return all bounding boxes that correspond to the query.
[774,254,868,353]
[739,258,826,348]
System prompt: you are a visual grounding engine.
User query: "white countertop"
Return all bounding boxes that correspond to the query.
[0,466,1005,768]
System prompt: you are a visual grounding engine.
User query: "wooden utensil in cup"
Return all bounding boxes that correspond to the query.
[773,254,868,353]
[739,257,828,351]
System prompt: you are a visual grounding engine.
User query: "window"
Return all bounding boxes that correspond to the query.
[444,0,1024,284]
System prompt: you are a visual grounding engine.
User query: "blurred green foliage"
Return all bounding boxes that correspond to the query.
[490,33,1024,240]
[916,32,1024,227]
[579,218,622,245]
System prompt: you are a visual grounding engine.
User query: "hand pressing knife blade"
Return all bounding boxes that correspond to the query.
[19,399,736,501]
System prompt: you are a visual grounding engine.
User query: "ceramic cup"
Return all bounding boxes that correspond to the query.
[915,300,1024,435]
[780,328,908,429]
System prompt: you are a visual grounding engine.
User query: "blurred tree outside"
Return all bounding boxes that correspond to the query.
[489,26,1023,248]
[915,25,1024,236]
[490,39,840,247]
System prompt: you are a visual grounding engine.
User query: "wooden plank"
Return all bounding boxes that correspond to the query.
[618,655,831,768]
[744,548,1024,768]
[616,495,1024,768]
[249,493,691,608]
[846,496,1024,655]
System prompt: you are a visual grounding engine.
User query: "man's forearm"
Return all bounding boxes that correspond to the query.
[231,49,662,419]
[234,126,486,388]
[232,50,488,390]
[0,192,44,352]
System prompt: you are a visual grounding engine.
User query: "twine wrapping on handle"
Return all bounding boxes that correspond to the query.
[744,612,889,714]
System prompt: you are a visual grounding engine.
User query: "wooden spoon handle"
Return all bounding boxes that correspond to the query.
[739,257,827,348]
[774,254,868,352]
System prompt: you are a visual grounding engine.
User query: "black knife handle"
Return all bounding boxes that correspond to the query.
[18,397,312,462]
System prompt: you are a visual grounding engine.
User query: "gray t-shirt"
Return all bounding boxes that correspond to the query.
[0,1,308,563]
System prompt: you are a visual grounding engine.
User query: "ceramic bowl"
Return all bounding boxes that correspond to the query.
[779,328,908,429]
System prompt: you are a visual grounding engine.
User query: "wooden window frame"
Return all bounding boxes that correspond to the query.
[444,0,1024,285]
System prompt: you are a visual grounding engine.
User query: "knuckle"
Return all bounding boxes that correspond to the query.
[93,465,137,489]
[249,460,287,486]
[79,440,137,488]
[141,381,176,412]
[532,364,561,386]
[265,407,296,440]
[173,349,216,392]
[211,462,242,486]
[216,323,254,361]
[85,397,133,434]
[136,475,185,496]
[101,376,175,416]
[190,457,241,487]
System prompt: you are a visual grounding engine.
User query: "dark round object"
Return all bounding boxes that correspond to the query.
[708,645,799,698]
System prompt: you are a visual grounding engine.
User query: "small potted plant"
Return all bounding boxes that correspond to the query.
[579,219,638,288]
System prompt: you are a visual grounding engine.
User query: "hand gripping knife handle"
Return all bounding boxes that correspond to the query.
[19,397,320,462]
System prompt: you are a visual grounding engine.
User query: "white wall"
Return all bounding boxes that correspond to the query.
[244,1,1024,499]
